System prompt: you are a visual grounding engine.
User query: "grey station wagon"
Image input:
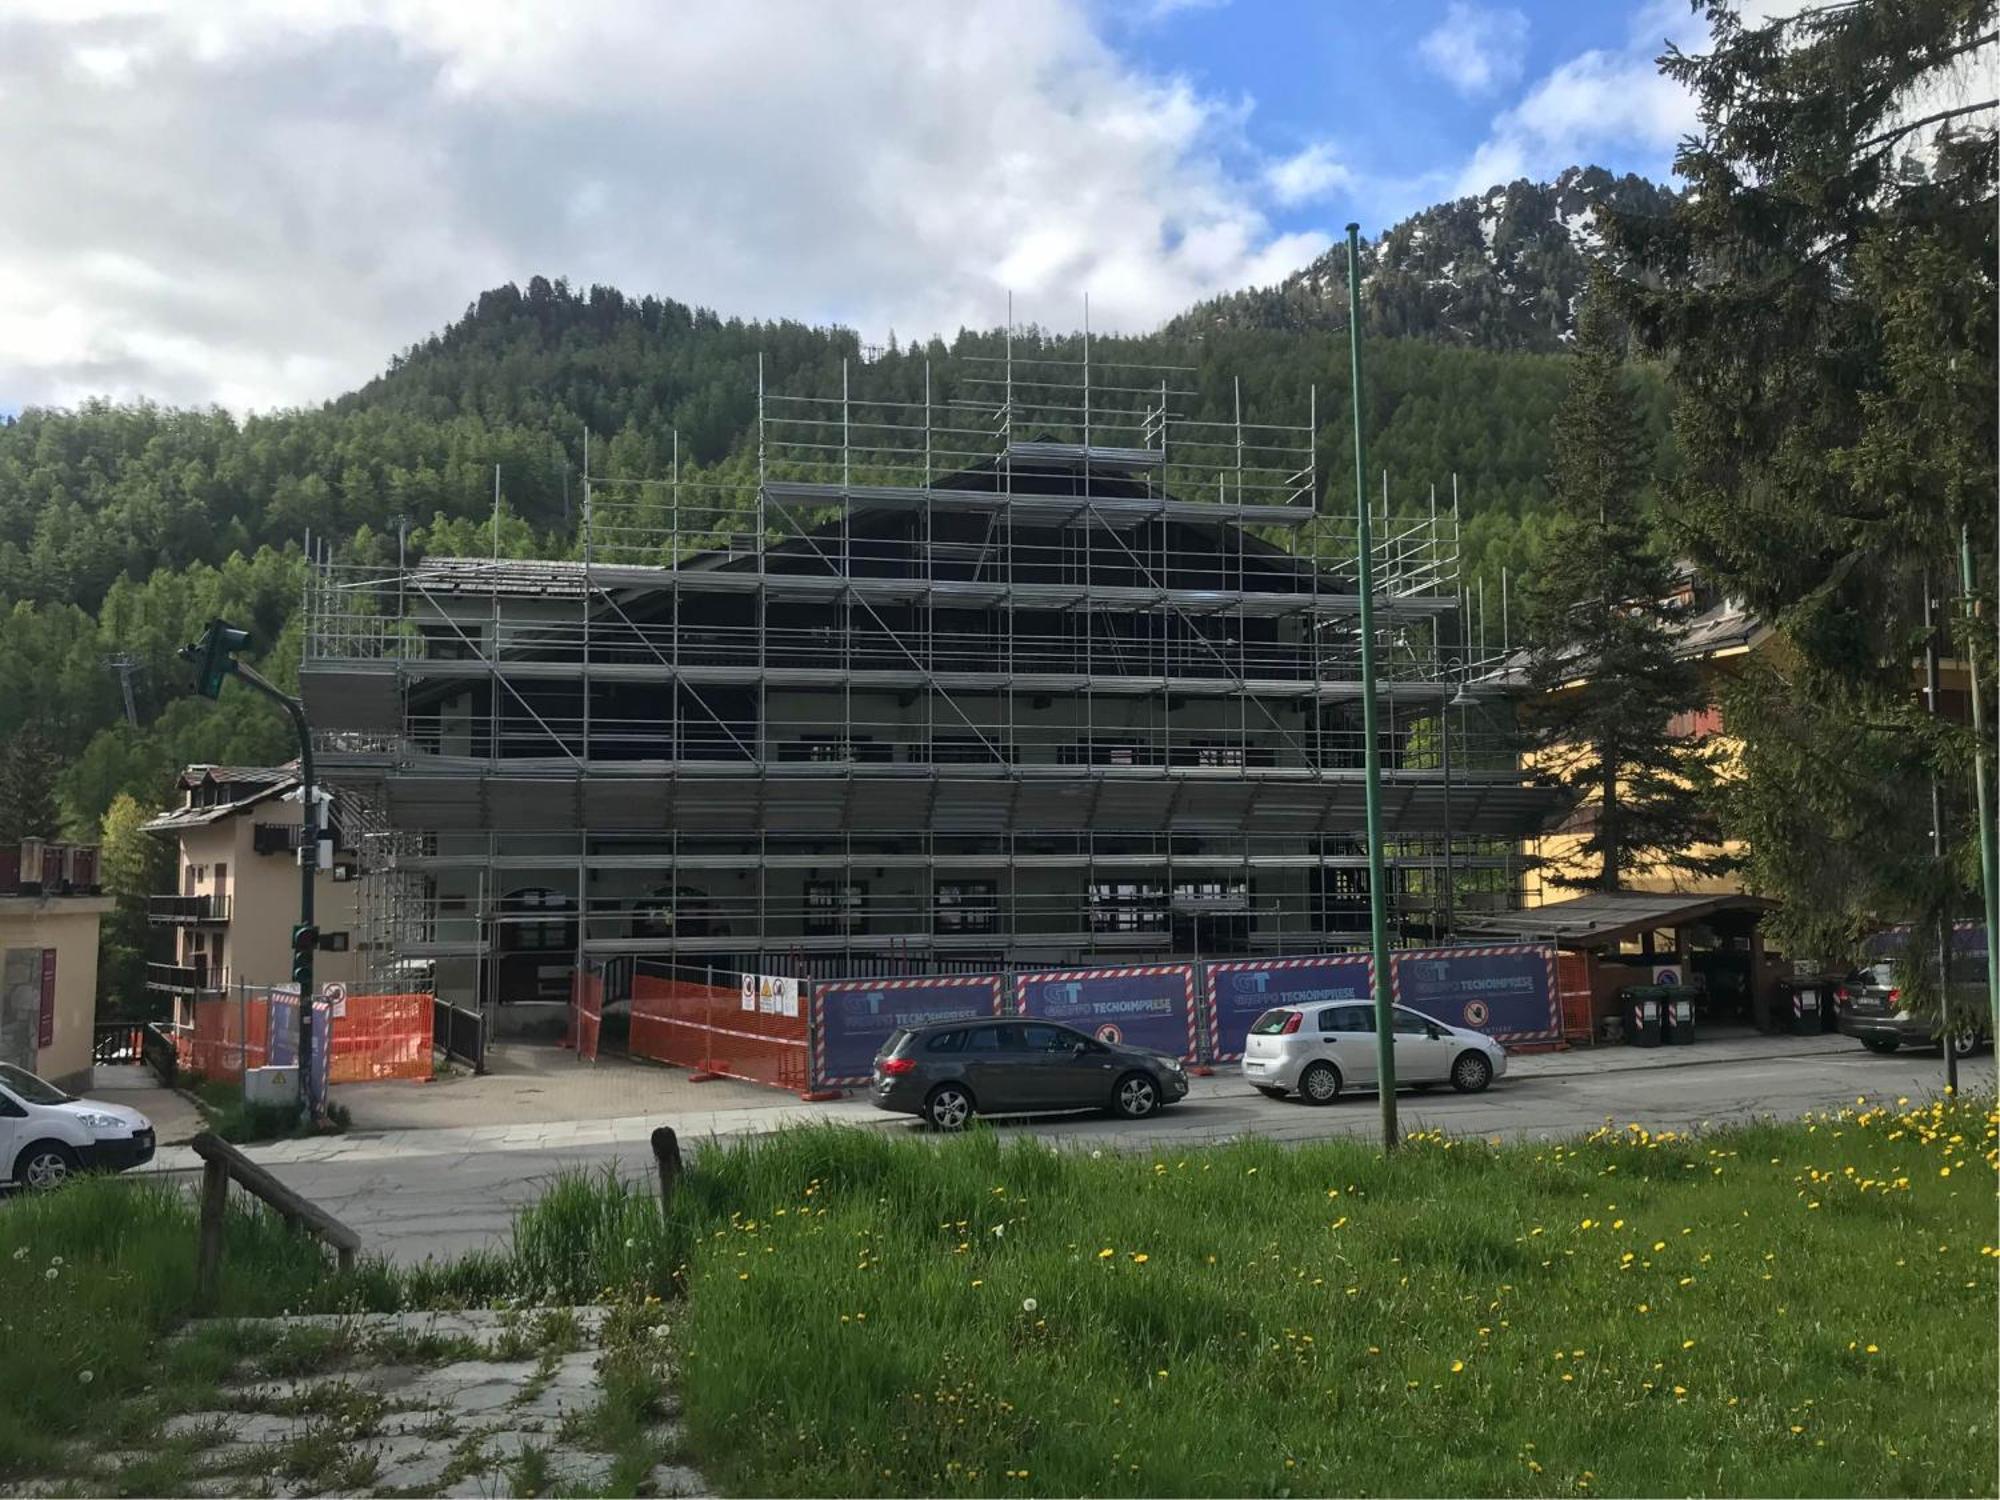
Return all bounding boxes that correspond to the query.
[871,1019,1190,1130]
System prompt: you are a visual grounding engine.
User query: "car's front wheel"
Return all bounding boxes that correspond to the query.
[1450,1051,1494,1094]
[925,1084,975,1132]
[1112,1072,1161,1120]
[15,1140,80,1192]
[1298,1061,1341,1105]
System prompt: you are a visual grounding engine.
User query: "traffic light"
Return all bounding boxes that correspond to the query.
[291,924,318,988]
[179,618,253,699]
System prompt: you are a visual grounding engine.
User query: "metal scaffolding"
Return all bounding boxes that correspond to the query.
[302,340,1549,1003]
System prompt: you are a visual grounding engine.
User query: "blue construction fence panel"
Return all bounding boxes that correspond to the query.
[810,974,1006,1090]
[1202,956,1374,1062]
[1390,944,1561,1045]
[1012,964,1201,1062]
[265,989,333,1109]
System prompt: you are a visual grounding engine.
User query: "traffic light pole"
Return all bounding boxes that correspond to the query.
[231,661,318,1116]
[1345,222,1399,1152]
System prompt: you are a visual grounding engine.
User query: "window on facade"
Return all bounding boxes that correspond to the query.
[935,881,998,935]
[500,888,575,952]
[927,735,1008,764]
[1088,881,1167,933]
[805,881,868,936]
[1184,739,1246,768]
[213,861,228,892]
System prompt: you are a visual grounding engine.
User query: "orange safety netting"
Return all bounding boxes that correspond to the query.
[178,996,273,1083]
[575,970,603,1064]
[178,993,431,1086]
[630,972,810,1093]
[326,993,433,1084]
[1557,951,1595,1043]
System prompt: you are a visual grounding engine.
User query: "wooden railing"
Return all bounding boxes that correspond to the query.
[192,1132,360,1308]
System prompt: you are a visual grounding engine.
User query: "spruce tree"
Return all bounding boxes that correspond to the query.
[1602,0,1996,971]
[0,729,61,843]
[1522,292,1722,892]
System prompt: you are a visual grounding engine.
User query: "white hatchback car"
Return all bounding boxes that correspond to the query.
[1241,1001,1506,1103]
[0,1062,155,1190]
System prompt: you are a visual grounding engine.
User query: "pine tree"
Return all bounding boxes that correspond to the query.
[1522,292,1722,892]
[97,793,169,1017]
[0,729,61,843]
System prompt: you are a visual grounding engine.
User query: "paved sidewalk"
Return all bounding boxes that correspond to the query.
[135,1026,1868,1177]
[89,1063,203,1144]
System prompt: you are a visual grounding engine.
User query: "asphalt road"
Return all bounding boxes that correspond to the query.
[264,1044,1993,1267]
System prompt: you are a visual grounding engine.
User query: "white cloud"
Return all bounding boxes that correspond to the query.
[1450,0,1704,195]
[1418,3,1529,97]
[1263,142,1349,206]
[0,0,1324,412]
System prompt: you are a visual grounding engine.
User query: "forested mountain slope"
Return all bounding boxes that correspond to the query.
[1173,166,1678,350]
[0,170,1672,838]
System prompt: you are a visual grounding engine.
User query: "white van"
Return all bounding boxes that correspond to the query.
[0,1062,155,1190]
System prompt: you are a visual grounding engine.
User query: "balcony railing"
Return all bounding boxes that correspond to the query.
[148,893,231,924]
[146,961,219,994]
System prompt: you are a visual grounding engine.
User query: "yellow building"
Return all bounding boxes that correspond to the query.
[1522,578,1771,907]
[1521,573,1980,908]
[1,843,111,1092]
[142,766,364,1012]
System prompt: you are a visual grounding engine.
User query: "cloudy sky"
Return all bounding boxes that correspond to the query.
[0,0,1713,413]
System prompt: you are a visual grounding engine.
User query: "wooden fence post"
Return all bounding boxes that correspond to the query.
[650,1126,682,1216]
[195,1156,229,1311]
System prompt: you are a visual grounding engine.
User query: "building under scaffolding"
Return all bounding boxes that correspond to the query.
[302,342,1557,1011]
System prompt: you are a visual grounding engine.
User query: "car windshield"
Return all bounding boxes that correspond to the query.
[1249,1009,1298,1035]
[0,1062,72,1106]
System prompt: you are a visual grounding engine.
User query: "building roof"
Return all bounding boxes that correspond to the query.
[1457,889,1777,947]
[1483,589,1772,689]
[142,764,300,833]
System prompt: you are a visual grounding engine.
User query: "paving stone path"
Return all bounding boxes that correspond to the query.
[133,1307,705,1498]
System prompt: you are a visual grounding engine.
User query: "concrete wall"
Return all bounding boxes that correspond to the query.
[0,896,111,1091]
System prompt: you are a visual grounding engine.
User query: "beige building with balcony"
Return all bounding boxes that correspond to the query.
[142,766,364,1009]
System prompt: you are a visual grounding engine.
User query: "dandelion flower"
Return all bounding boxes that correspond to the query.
[1450,1360,1466,1374]
[43,1268,57,1281]
[1682,1339,1696,1350]
[76,1370,93,1385]
[1022,1298,1038,1313]
[1098,1248,1115,1259]
[1131,1253,1149,1264]
[9,1247,25,1262]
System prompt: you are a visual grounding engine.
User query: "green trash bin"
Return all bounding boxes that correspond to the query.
[1664,991,1696,1045]
[1622,986,1664,1047]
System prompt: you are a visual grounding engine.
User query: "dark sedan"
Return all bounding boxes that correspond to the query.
[871,1018,1190,1130]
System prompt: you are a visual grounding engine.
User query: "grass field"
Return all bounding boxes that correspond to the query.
[666,1095,1998,1498]
[2,1094,1992,1497]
